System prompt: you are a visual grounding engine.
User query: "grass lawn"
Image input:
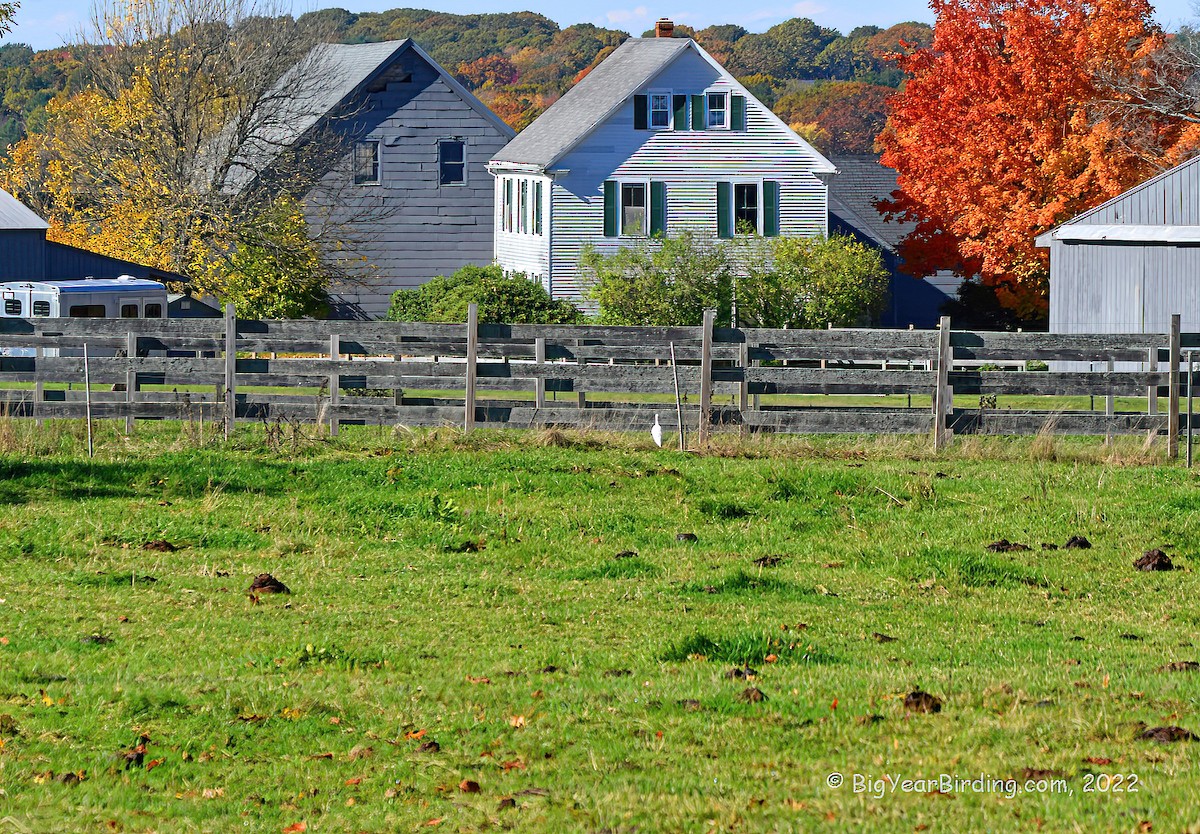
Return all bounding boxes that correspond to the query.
[1,422,1199,832]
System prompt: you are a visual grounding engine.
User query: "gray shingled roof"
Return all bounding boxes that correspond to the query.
[827,155,912,252]
[224,39,513,193]
[491,37,691,169]
[0,187,49,231]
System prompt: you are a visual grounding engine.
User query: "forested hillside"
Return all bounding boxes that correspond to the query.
[0,8,930,155]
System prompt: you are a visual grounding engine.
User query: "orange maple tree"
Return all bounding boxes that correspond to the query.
[879,0,1177,319]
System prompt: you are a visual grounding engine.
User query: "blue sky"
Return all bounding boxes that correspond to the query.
[9,0,1199,51]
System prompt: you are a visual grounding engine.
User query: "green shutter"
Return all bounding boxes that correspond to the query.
[716,181,731,239]
[633,94,648,130]
[691,95,705,130]
[603,181,618,237]
[673,95,688,131]
[650,181,666,236]
[763,180,780,237]
[731,95,746,131]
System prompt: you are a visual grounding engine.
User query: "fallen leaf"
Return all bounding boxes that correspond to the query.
[1084,756,1113,765]
[764,654,778,663]
[145,758,164,772]
[307,752,334,760]
[404,729,427,740]
[459,779,481,793]
[466,675,491,685]
[508,715,526,729]
[345,777,363,786]
[502,759,526,772]
[202,788,225,799]
[423,818,443,827]
[282,823,307,834]
[348,745,373,761]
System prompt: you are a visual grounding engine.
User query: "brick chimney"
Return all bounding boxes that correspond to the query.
[655,18,674,38]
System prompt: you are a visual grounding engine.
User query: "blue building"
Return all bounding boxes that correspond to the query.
[0,187,177,285]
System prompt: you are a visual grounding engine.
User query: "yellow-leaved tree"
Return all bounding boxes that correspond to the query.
[3,0,378,318]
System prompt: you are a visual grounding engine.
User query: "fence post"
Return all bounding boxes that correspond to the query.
[1148,345,1159,415]
[932,316,951,451]
[329,333,341,437]
[1169,313,1181,459]
[534,336,546,411]
[223,303,236,440]
[1106,358,1115,417]
[738,338,749,437]
[125,330,137,435]
[34,345,43,428]
[464,303,478,432]
[698,308,715,444]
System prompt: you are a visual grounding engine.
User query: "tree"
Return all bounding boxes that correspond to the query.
[730,18,840,78]
[734,235,889,329]
[222,196,328,319]
[386,265,582,324]
[2,0,371,313]
[775,82,891,154]
[581,232,734,326]
[879,0,1172,319]
[0,3,17,39]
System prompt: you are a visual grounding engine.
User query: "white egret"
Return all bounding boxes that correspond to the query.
[651,413,663,447]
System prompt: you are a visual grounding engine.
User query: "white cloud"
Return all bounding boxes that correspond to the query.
[604,5,650,25]
[744,1,828,23]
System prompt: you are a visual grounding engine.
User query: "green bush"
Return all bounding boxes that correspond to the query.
[386,264,582,324]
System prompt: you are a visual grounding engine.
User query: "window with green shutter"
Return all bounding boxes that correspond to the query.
[603,181,618,237]
[633,94,648,130]
[731,95,746,131]
[673,95,689,131]
[650,181,666,235]
[763,181,779,237]
[691,95,705,130]
[716,182,732,239]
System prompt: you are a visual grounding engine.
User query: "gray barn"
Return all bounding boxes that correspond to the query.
[1037,154,1200,335]
[240,40,515,319]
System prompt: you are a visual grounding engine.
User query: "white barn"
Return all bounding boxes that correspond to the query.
[487,20,835,302]
[1036,154,1200,335]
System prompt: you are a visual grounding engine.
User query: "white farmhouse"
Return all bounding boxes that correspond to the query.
[487,19,836,302]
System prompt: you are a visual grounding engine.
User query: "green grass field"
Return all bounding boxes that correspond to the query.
[1,422,1198,833]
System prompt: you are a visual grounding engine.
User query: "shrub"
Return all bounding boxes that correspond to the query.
[386,264,582,324]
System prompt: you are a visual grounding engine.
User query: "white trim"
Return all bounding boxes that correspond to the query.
[1049,224,1200,244]
[727,178,765,236]
[437,137,468,187]
[353,139,381,186]
[705,90,729,131]
[614,177,651,237]
[648,89,672,131]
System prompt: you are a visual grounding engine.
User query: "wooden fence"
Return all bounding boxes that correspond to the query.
[0,305,1195,456]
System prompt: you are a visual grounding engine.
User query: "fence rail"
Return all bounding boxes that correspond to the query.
[0,306,1194,456]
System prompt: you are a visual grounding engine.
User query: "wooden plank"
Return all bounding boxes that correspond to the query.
[464,303,478,432]
[948,371,1165,397]
[1170,314,1181,459]
[738,340,749,436]
[735,367,933,395]
[34,346,43,428]
[951,331,1168,362]
[947,410,1168,437]
[1149,345,1159,416]
[745,408,932,434]
[699,309,714,443]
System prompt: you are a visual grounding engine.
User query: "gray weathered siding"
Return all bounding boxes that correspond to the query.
[320,48,512,319]
[1074,157,1200,226]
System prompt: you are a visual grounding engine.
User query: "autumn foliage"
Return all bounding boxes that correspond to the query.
[880,0,1173,318]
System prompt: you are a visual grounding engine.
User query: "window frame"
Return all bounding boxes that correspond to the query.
[648,90,672,131]
[721,179,765,236]
[144,303,163,319]
[4,298,21,316]
[706,91,729,130]
[353,139,381,185]
[618,179,650,238]
[32,300,50,317]
[438,138,467,186]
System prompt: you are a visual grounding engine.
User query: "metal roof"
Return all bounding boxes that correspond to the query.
[826,155,911,252]
[225,39,513,193]
[4,278,168,294]
[1046,224,1200,244]
[0,187,49,231]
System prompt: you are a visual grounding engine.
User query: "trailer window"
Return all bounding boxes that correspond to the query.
[144,303,163,318]
[121,304,139,318]
[4,299,21,315]
[32,301,50,317]
[69,305,106,318]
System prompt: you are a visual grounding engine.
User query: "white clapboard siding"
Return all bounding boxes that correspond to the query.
[493,174,553,289]
[492,44,831,302]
